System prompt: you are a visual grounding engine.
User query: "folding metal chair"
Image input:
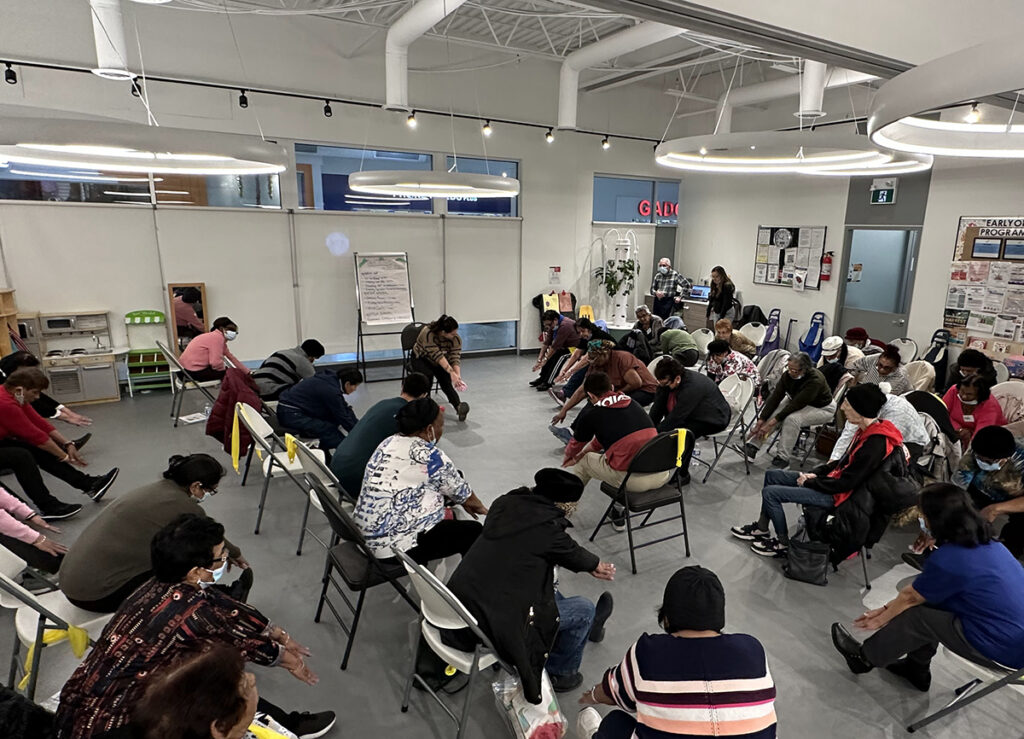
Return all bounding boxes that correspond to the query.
[311,479,417,670]
[156,339,220,427]
[692,374,757,483]
[0,548,111,699]
[907,649,1024,733]
[589,430,692,574]
[394,548,514,739]
[798,377,852,468]
[234,402,325,537]
[890,337,919,364]
[293,437,349,556]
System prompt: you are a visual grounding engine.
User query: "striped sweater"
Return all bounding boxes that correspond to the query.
[602,632,777,738]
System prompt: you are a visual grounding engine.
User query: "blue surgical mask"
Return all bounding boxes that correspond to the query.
[194,486,216,504]
[977,459,1002,472]
[918,517,932,537]
[224,330,238,341]
[658,266,668,275]
[199,559,227,589]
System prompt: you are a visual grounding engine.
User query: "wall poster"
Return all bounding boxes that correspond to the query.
[751,225,827,290]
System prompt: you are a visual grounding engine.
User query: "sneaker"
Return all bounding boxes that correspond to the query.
[730,521,770,541]
[577,707,603,739]
[610,505,627,532]
[770,455,789,468]
[885,658,932,692]
[744,443,759,462]
[87,468,119,502]
[750,538,788,558]
[549,671,584,693]
[40,502,82,521]
[549,424,573,445]
[831,623,873,675]
[535,383,552,391]
[588,592,614,643]
[71,433,92,451]
[287,710,337,739]
[548,386,566,404]
[457,402,470,422]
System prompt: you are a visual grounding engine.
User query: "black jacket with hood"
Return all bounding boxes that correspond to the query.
[443,488,599,704]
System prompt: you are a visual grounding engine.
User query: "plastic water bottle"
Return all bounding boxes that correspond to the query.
[202,403,212,418]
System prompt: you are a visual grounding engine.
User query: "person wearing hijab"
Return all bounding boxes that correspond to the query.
[443,469,615,698]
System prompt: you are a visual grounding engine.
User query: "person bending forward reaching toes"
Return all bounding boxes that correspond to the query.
[410,314,470,421]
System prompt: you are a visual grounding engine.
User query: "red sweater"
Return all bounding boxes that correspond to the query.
[0,385,53,445]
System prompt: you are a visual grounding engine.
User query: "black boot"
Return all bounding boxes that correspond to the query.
[831,623,873,674]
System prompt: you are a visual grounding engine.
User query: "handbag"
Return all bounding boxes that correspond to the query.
[493,670,567,739]
[815,426,840,457]
[782,526,830,586]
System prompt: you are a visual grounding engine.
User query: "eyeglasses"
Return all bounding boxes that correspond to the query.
[876,362,896,372]
[209,553,228,566]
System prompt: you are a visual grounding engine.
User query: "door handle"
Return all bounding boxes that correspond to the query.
[892,319,906,326]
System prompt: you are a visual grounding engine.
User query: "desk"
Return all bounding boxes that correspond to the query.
[681,300,714,331]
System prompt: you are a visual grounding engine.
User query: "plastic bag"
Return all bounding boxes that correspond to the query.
[492,671,567,739]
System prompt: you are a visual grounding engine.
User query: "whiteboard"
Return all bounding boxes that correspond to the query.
[354,252,414,325]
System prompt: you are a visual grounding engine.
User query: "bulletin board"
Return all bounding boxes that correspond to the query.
[945,216,1024,354]
[751,225,827,290]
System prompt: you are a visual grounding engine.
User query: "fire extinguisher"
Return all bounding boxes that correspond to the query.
[821,251,833,281]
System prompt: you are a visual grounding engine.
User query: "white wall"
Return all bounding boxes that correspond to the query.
[675,173,850,345]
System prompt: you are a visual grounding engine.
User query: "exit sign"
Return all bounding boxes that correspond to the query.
[869,177,898,205]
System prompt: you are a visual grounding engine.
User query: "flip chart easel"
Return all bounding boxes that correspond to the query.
[354,251,414,382]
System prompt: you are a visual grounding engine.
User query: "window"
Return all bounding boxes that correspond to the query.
[294,143,433,214]
[592,175,679,224]
[459,321,518,351]
[444,156,519,217]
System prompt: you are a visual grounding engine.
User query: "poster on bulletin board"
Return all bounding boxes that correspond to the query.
[751,225,827,290]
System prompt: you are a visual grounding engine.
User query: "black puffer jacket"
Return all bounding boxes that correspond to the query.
[807,451,920,565]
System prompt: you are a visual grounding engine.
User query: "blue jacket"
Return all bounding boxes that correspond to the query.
[279,369,358,430]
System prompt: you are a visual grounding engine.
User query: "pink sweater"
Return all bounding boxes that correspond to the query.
[178,330,248,373]
[0,486,40,543]
[943,386,1007,439]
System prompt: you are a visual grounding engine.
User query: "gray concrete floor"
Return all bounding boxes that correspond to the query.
[1,355,1018,738]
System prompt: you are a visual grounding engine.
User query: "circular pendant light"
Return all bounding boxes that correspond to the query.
[655,130,931,176]
[868,38,1024,158]
[348,170,519,198]
[0,118,287,175]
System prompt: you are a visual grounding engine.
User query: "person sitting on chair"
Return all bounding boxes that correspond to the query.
[732,384,903,559]
[715,318,756,359]
[829,383,929,465]
[658,327,699,368]
[549,318,614,404]
[329,372,431,499]
[179,316,248,382]
[943,374,1005,447]
[704,339,760,387]
[55,514,334,739]
[551,342,659,430]
[944,347,998,394]
[354,398,487,562]
[410,314,470,422]
[443,469,615,696]
[744,353,834,468]
[817,336,860,393]
[831,483,1024,693]
[0,483,67,574]
[576,565,777,739]
[531,310,580,391]
[0,351,93,431]
[616,306,662,363]
[252,339,325,401]
[850,344,912,395]
[844,326,882,356]
[562,372,670,524]
[58,453,251,613]
[277,367,362,453]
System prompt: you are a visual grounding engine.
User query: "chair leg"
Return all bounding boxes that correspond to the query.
[26,615,45,700]
[172,389,183,427]
[254,461,273,535]
[340,589,367,671]
[7,630,20,687]
[679,492,691,558]
[456,648,481,739]
[860,546,871,591]
[907,670,1024,732]
[624,506,638,575]
[240,445,255,487]
[401,620,423,713]
[296,493,312,556]
[314,560,333,623]
[588,501,615,542]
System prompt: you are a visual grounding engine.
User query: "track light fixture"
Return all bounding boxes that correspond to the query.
[130,80,141,98]
[964,102,980,124]
[482,120,492,137]
[238,90,248,109]
[323,100,333,118]
[545,128,554,143]
[601,136,610,150]
[4,64,16,85]
[406,111,417,128]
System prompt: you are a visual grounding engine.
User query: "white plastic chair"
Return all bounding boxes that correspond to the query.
[235,402,325,539]
[890,337,919,364]
[156,339,220,427]
[647,354,671,376]
[994,361,1010,385]
[693,328,714,357]
[293,437,350,556]
[0,547,111,699]
[394,548,513,739]
[905,360,936,392]
[693,374,757,483]
[738,322,767,348]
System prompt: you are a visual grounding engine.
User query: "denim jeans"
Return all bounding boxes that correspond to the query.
[760,469,834,544]
[564,366,586,397]
[545,591,595,678]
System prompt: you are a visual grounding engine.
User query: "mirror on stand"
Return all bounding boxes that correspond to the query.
[168,282,208,352]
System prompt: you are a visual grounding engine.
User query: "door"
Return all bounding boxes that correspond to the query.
[837,228,919,342]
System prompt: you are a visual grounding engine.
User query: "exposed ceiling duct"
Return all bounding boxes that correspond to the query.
[715,64,877,134]
[796,60,826,120]
[557,21,681,130]
[384,0,469,110]
[89,0,135,80]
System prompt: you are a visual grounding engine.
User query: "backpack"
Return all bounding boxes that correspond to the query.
[922,329,951,387]
[798,312,827,362]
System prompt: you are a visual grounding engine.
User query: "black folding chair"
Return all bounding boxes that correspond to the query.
[589,430,692,574]
[908,655,1024,733]
[311,478,417,670]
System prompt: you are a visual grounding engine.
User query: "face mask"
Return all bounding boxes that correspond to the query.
[918,517,932,537]
[658,266,668,274]
[825,356,840,364]
[958,393,977,405]
[960,368,973,377]
[194,486,216,503]
[199,559,227,589]
[977,459,1002,472]
[224,330,238,341]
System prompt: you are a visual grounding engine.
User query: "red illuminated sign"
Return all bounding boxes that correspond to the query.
[638,199,678,218]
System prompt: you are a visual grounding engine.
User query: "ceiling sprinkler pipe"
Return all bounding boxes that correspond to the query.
[90,0,135,80]
[796,60,827,120]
